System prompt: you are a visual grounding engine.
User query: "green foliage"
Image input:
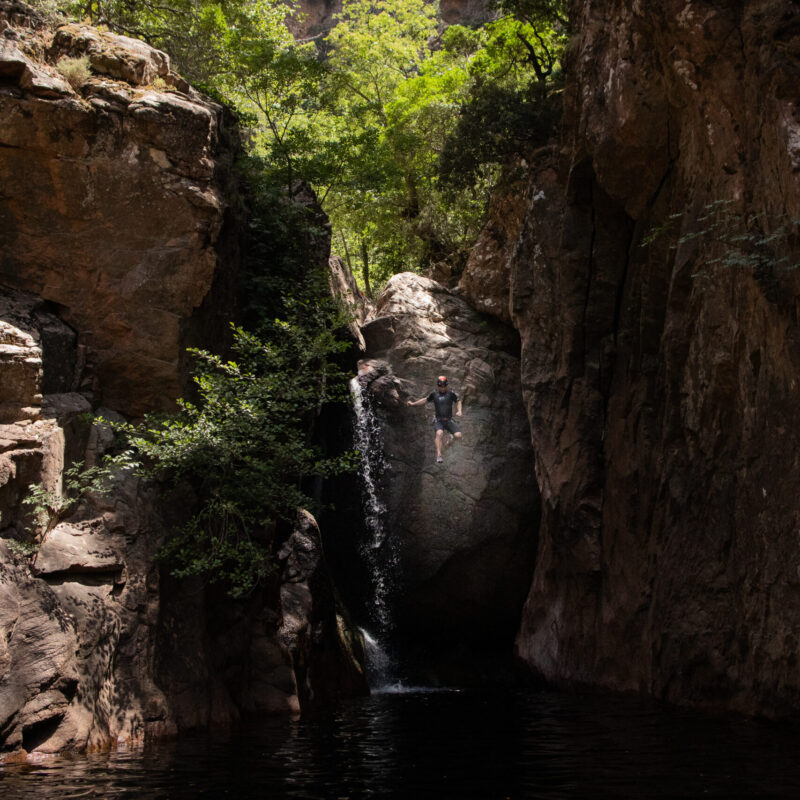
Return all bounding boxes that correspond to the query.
[322,0,567,291]
[438,7,566,193]
[103,155,357,597]
[22,458,124,534]
[32,0,294,90]
[642,200,800,308]
[6,539,40,560]
[31,0,567,290]
[495,0,568,31]
[438,80,560,192]
[120,318,354,597]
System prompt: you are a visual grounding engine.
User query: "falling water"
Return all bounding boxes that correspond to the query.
[349,375,398,688]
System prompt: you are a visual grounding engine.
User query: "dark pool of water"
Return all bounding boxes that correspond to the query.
[3,687,800,799]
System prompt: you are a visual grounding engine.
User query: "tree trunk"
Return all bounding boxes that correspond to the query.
[360,237,372,297]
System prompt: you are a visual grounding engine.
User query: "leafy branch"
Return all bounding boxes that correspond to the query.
[22,453,135,537]
[642,199,800,281]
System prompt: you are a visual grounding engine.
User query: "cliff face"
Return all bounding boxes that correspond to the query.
[462,0,800,715]
[0,2,237,417]
[0,4,364,759]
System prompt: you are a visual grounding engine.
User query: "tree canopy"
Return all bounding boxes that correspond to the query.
[36,0,566,291]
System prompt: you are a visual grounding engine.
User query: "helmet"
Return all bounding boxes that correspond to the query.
[437,375,448,386]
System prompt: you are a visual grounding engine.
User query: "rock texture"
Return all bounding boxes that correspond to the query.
[460,0,800,716]
[355,273,539,648]
[0,1,238,417]
[0,284,173,755]
[0,6,365,760]
[0,470,174,755]
[155,510,366,729]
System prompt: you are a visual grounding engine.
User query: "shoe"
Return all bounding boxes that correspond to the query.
[436,456,443,463]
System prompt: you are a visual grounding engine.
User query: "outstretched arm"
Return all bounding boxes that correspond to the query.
[407,396,428,407]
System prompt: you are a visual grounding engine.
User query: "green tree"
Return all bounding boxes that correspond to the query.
[438,5,567,192]
[321,0,566,291]
[124,319,352,597]
[321,0,440,289]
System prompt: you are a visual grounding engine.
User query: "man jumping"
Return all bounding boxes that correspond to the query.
[406,375,463,463]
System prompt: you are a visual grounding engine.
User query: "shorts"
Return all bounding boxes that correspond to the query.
[433,418,459,434]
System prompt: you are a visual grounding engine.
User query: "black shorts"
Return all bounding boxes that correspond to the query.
[433,418,459,434]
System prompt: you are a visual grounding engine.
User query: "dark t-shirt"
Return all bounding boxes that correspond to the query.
[427,389,458,419]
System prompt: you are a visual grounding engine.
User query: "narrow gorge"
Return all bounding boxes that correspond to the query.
[3,0,800,788]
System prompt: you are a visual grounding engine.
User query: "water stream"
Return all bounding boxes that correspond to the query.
[349,375,399,689]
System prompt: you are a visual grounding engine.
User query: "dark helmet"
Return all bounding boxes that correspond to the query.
[437,375,448,386]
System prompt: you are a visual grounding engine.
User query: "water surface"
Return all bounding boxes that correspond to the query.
[2,688,800,799]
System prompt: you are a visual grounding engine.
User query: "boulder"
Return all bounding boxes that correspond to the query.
[356,273,539,648]
[50,24,170,87]
[33,522,125,577]
[0,475,174,757]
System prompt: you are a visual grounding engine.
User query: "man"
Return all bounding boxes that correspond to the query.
[406,375,463,463]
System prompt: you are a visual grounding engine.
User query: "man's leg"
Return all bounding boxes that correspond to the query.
[435,429,444,460]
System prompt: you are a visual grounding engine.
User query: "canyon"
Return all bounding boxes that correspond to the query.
[3,0,800,763]
[0,1,365,758]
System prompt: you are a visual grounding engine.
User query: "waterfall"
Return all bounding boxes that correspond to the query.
[350,375,398,689]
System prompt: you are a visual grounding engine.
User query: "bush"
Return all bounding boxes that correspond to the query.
[114,158,357,598]
[56,55,91,89]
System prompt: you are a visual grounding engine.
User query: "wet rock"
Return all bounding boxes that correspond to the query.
[358,273,539,648]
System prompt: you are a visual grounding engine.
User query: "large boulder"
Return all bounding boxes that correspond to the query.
[0,473,174,756]
[356,273,539,650]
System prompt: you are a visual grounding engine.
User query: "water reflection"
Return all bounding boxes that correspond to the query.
[3,689,800,798]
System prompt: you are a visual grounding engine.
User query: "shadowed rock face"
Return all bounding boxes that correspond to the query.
[461,0,800,716]
[0,6,365,759]
[358,273,539,650]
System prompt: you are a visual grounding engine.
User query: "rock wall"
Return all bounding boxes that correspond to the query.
[349,274,539,655]
[461,0,800,715]
[0,1,238,417]
[0,4,365,760]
